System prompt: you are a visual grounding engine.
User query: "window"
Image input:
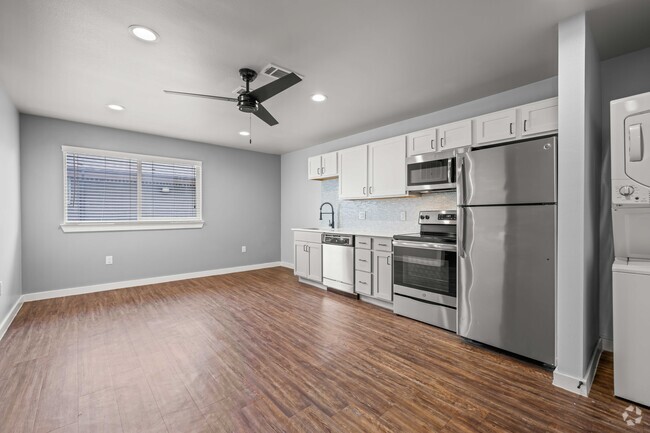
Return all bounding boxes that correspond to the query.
[61,146,203,232]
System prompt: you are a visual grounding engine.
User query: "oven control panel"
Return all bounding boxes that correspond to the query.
[419,210,457,225]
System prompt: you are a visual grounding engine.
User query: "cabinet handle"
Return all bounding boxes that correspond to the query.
[369,186,373,195]
[358,242,367,245]
[306,245,310,253]
[358,280,367,285]
[523,119,528,132]
[509,122,513,135]
[358,259,368,262]
[430,139,435,150]
[378,243,388,247]
[440,137,445,148]
[386,256,391,265]
[317,167,321,175]
[363,186,367,195]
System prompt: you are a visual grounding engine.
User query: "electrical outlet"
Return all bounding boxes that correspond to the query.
[241,246,247,253]
[358,211,366,220]
[400,211,406,221]
[105,256,113,265]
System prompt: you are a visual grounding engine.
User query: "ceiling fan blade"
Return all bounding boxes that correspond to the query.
[249,73,302,103]
[163,90,238,103]
[254,103,278,126]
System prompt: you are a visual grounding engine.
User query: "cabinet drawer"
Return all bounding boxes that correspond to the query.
[355,271,372,295]
[294,231,323,243]
[373,237,392,252]
[355,249,372,272]
[355,236,372,249]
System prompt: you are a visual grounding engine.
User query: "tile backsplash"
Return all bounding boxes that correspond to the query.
[320,179,457,233]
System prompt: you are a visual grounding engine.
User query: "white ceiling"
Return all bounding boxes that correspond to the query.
[0,0,637,154]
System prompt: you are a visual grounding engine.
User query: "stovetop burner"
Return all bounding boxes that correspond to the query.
[394,210,457,244]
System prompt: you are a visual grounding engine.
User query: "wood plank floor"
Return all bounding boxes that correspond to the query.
[0,267,647,433]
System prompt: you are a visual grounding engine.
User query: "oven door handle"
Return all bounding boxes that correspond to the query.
[392,240,457,252]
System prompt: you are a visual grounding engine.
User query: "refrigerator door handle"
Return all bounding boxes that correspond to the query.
[458,154,467,205]
[458,207,466,258]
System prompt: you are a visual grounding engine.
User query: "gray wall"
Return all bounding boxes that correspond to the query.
[599,46,650,342]
[0,82,22,325]
[281,77,558,264]
[20,115,281,294]
[556,12,601,381]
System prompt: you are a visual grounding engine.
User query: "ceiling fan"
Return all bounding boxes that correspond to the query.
[164,68,302,126]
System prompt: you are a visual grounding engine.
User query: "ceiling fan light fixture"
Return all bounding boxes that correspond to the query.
[106,104,125,111]
[239,131,250,136]
[311,93,327,102]
[129,25,159,42]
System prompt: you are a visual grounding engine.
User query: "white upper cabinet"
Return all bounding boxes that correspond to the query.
[308,156,322,179]
[321,152,338,177]
[475,108,517,146]
[519,97,558,137]
[438,119,473,150]
[368,136,407,197]
[406,127,437,157]
[308,152,338,180]
[339,144,369,199]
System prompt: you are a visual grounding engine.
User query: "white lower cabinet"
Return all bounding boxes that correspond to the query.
[373,251,393,302]
[294,231,323,283]
[354,237,393,303]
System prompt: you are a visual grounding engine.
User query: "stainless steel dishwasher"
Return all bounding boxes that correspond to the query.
[322,233,355,294]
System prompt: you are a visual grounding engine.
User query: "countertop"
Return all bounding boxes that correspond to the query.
[291,227,410,238]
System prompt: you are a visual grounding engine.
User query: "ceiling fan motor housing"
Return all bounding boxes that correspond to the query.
[237,93,259,113]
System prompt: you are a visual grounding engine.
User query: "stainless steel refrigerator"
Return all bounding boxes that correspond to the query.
[457,136,557,365]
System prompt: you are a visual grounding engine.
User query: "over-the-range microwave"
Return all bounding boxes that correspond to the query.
[406,149,456,193]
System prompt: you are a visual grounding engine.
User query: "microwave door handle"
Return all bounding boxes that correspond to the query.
[447,158,452,184]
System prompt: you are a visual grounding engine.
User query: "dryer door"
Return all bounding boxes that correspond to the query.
[625,113,650,187]
[613,206,650,260]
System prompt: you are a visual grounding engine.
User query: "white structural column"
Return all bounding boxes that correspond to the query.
[554,12,602,396]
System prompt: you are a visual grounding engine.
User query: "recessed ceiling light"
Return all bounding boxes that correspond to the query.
[128,25,159,42]
[106,104,125,111]
[239,131,250,136]
[311,93,327,102]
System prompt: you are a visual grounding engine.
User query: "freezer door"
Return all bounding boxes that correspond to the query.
[458,137,557,206]
[458,204,556,365]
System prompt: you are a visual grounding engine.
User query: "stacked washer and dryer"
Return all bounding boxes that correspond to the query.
[611,92,650,406]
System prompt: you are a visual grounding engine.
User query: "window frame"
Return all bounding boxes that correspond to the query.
[60,145,204,233]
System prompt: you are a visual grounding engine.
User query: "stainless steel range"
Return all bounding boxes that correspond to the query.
[392,210,457,331]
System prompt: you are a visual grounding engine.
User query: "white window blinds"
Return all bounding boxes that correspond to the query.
[62,146,202,231]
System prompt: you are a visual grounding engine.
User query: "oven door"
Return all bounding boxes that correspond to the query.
[406,155,456,192]
[392,240,457,307]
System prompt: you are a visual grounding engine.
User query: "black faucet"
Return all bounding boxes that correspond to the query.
[320,202,335,229]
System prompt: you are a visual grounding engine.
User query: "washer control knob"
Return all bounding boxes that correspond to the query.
[619,185,635,196]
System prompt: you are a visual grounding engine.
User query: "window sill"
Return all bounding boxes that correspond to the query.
[60,221,204,233]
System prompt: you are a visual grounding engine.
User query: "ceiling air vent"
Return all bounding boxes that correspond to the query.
[262,63,302,80]
[232,85,247,95]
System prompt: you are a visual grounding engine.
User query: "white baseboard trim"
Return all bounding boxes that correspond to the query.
[298,277,327,290]
[359,295,393,310]
[22,261,283,302]
[0,298,24,342]
[602,338,613,352]
[553,338,604,397]
[280,261,293,269]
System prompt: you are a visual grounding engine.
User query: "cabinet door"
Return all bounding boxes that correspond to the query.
[307,243,322,282]
[373,251,393,301]
[321,152,338,177]
[294,241,309,278]
[520,97,558,137]
[368,136,407,197]
[406,127,437,157]
[308,156,322,179]
[339,145,368,199]
[475,109,517,146]
[438,119,473,150]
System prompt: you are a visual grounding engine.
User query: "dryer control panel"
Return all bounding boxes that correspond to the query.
[613,180,650,205]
